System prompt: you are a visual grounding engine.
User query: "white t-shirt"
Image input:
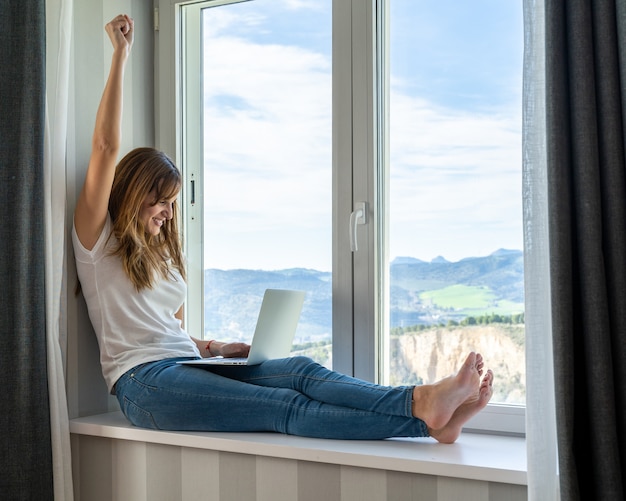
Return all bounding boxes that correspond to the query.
[72,214,200,393]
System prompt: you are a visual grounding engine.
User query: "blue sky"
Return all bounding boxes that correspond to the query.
[200,0,523,270]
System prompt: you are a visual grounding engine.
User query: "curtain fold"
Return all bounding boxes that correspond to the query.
[0,1,54,498]
[44,0,74,498]
[523,1,561,499]
[545,0,626,499]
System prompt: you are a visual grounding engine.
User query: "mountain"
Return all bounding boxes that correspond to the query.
[203,249,524,343]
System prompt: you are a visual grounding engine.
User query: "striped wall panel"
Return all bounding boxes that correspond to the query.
[71,435,527,501]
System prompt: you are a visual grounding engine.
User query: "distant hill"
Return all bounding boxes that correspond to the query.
[389,248,524,327]
[203,249,524,343]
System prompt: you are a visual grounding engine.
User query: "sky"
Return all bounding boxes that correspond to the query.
[199,0,524,271]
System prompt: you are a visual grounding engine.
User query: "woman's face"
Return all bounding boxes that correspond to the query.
[139,188,178,236]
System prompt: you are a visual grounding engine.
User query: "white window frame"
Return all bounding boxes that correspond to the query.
[154,0,525,436]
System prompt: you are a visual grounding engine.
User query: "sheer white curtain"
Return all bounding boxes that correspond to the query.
[522,0,559,499]
[44,0,74,498]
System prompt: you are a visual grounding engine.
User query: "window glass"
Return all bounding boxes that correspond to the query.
[385,1,525,405]
[200,0,333,366]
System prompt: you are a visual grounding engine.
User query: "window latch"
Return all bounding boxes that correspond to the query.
[350,202,368,252]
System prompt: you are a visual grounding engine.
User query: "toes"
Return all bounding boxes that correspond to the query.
[475,353,484,375]
[480,370,494,392]
[478,375,494,402]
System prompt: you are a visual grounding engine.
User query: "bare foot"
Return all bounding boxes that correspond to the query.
[411,352,483,430]
[428,369,494,444]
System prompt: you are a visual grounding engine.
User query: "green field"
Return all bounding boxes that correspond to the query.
[420,284,523,315]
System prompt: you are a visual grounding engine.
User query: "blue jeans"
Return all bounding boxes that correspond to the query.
[114,356,428,439]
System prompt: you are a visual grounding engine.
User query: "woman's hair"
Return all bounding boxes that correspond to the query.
[108,147,186,291]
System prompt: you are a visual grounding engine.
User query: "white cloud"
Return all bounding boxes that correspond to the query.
[201,31,332,270]
[388,91,523,261]
[280,0,324,11]
[198,4,523,269]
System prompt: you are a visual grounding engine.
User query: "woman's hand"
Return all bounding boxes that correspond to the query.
[217,342,250,358]
[105,14,134,54]
[201,340,250,358]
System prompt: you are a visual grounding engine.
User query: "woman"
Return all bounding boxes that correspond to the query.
[73,14,494,443]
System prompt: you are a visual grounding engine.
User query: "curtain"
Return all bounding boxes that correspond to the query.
[544,0,626,499]
[44,0,74,498]
[523,1,561,499]
[0,1,55,499]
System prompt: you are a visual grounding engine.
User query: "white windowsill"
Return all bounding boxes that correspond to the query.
[70,411,526,486]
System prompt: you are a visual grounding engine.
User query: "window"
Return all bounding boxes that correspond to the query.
[178,0,333,367]
[157,0,525,434]
[379,0,525,433]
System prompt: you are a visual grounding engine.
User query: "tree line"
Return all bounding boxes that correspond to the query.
[391,312,525,336]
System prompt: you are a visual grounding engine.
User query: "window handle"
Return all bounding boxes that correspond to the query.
[350,202,368,252]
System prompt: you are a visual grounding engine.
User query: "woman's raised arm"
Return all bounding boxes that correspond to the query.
[74,14,134,250]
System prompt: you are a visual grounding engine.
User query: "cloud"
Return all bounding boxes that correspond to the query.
[388,89,523,261]
[198,2,522,268]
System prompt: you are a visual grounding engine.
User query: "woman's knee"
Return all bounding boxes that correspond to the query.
[287,355,316,366]
[257,355,323,379]
[284,355,324,374]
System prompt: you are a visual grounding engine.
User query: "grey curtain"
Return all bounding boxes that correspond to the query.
[0,2,54,499]
[546,0,626,499]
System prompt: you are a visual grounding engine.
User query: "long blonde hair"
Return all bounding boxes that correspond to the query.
[108,147,186,291]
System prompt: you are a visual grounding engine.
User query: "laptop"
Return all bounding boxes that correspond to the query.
[177,288,306,366]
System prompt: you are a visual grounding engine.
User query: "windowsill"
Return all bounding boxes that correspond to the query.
[70,411,527,486]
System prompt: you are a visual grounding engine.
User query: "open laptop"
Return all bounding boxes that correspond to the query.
[177,288,306,366]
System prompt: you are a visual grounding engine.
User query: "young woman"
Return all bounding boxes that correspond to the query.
[72,14,494,444]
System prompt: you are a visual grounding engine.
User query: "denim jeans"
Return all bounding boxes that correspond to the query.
[114,355,429,439]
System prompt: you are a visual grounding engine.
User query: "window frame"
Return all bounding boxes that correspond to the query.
[155,0,526,436]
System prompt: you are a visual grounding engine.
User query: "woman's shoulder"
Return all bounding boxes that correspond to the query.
[72,212,115,258]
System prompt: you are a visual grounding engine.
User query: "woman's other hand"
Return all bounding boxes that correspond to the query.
[219,342,251,359]
[198,339,251,358]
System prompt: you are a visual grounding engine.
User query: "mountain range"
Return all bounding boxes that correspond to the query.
[203,249,524,343]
